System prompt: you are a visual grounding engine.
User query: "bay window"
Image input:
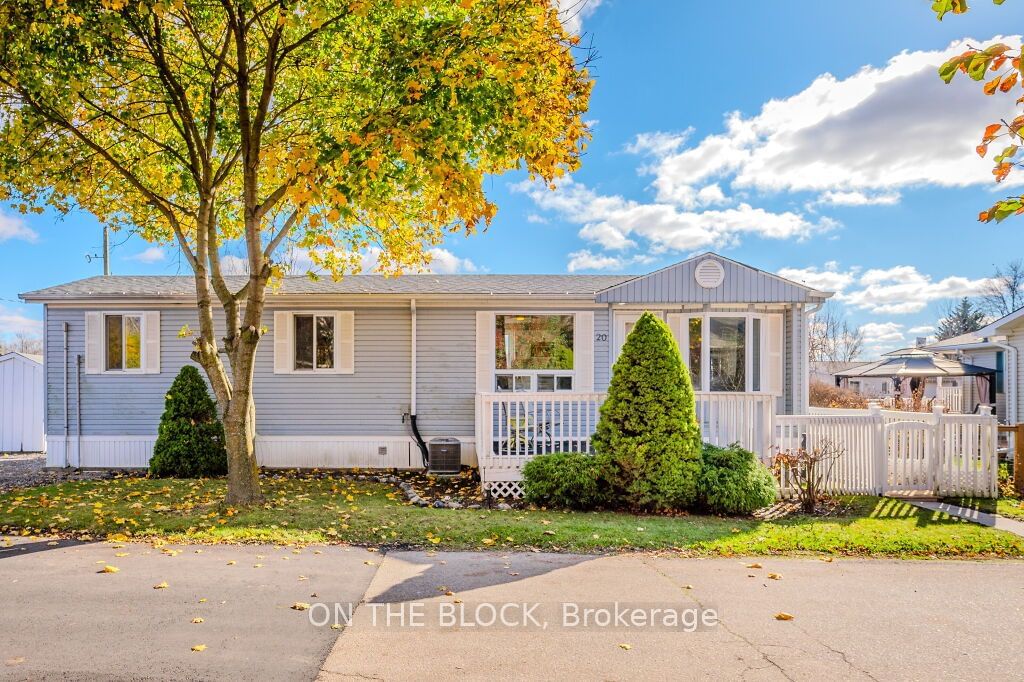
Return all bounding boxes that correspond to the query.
[494,314,574,392]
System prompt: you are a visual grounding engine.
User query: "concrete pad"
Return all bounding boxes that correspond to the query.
[321,552,1024,681]
[0,537,378,680]
[912,500,1024,537]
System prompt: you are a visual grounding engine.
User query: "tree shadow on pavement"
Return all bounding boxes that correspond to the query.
[0,538,87,560]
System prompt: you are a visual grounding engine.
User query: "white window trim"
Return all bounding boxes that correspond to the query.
[679,312,779,395]
[292,311,339,373]
[102,312,146,375]
[493,312,577,392]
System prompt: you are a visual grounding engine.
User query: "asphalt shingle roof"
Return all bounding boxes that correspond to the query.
[20,274,634,301]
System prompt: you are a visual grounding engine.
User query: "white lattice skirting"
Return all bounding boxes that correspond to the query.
[484,480,524,499]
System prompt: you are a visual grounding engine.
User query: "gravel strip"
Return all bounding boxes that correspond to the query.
[0,454,113,494]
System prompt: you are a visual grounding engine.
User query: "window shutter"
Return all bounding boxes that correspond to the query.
[575,311,594,392]
[476,311,494,393]
[764,314,784,395]
[143,311,161,374]
[273,311,292,374]
[84,312,102,374]
[336,310,355,374]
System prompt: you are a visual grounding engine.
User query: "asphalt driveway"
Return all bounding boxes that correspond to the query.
[0,537,377,680]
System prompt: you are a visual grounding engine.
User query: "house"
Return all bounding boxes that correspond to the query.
[20,252,831,494]
[809,360,891,398]
[0,352,44,453]
[928,309,1024,424]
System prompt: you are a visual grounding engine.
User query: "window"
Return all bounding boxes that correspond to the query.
[996,351,1005,393]
[294,314,335,371]
[709,317,745,392]
[687,318,702,390]
[104,314,142,371]
[494,314,574,391]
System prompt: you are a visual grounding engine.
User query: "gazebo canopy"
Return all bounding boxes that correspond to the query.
[836,349,996,379]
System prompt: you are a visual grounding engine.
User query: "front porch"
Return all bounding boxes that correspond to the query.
[475,391,776,497]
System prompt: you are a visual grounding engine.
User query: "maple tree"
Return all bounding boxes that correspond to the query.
[932,0,1024,221]
[0,0,592,504]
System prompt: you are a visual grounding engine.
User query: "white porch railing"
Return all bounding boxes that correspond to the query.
[475,391,777,496]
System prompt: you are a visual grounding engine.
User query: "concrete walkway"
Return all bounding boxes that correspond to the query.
[911,500,1024,537]
[320,551,1024,681]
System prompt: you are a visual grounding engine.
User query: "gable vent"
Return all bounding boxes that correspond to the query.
[694,258,725,289]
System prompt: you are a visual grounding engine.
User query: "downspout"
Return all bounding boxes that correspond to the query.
[801,302,825,415]
[76,354,83,468]
[405,298,429,467]
[62,321,69,468]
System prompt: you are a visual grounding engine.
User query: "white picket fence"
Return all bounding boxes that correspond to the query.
[775,404,998,498]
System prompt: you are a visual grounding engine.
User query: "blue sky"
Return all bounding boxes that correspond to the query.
[3,1,1024,356]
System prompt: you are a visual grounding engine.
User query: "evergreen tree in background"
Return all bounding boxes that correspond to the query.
[149,366,228,478]
[593,312,702,510]
[936,298,987,340]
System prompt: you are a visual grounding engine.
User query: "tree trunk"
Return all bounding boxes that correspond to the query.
[223,394,262,506]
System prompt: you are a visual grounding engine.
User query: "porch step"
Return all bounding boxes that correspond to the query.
[882,491,941,502]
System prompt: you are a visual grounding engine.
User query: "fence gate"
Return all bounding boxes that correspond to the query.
[885,421,934,493]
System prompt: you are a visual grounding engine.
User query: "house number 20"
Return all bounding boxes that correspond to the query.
[595,333,608,342]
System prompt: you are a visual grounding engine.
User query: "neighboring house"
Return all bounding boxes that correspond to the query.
[810,360,891,398]
[928,311,1024,423]
[0,352,44,453]
[20,252,831,490]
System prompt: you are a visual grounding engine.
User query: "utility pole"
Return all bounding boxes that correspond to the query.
[86,224,110,275]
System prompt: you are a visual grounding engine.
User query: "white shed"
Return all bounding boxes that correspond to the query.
[0,352,44,453]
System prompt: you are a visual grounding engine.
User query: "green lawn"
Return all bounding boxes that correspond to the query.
[2,475,1023,557]
[943,496,1024,521]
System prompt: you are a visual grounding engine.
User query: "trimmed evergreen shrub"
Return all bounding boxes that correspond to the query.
[521,452,606,510]
[149,365,228,478]
[699,443,777,515]
[593,311,703,510]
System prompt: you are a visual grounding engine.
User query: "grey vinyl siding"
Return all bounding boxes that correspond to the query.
[783,309,794,414]
[46,305,412,438]
[594,307,611,392]
[596,254,820,304]
[415,308,476,437]
[257,306,411,436]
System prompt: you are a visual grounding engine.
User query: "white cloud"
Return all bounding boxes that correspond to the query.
[0,212,39,243]
[425,248,479,274]
[646,36,1021,206]
[515,176,834,254]
[0,304,43,338]
[777,262,859,294]
[128,246,166,263]
[624,130,693,157]
[219,254,248,275]
[815,190,901,206]
[566,249,625,272]
[555,0,602,34]
[861,321,906,346]
[907,325,935,334]
[843,265,993,314]
[526,213,549,224]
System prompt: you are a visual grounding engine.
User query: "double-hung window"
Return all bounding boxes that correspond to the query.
[104,314,143,372]
[494,314,575,392]
[294,314,335,371]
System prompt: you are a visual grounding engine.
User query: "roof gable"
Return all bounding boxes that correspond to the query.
[595,252,831,304]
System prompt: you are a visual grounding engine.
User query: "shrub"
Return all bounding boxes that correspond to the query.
[521,452,606,510]
[809,380,868,409]
[593,311,702,510]
[698,443,776,514]
[149,365,228,478]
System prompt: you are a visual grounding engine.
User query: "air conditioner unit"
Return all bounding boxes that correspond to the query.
[427,437,461,475]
